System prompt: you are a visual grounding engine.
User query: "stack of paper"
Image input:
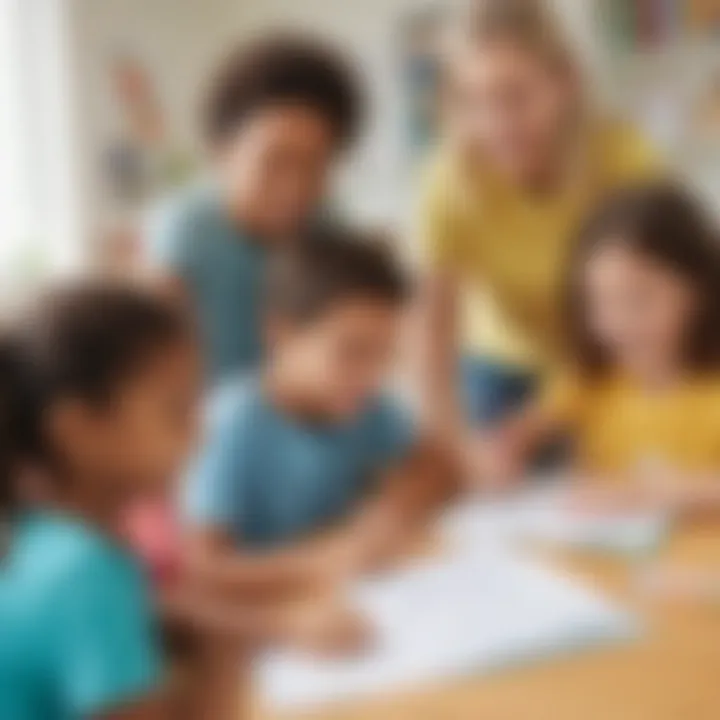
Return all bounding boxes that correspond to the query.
[259,548,636,712]
[442,484,669,556]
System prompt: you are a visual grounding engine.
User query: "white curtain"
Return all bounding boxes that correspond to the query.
[0,0,81,291]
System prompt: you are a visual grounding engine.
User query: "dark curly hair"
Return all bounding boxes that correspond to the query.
[203,33,364,149]
[564,181,720,376]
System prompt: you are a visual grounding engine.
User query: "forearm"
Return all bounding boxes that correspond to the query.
[417,272,466,449]
[375,442,455,523]
[160,587,302,647]
[340,441,457,571]
[663,480,720,517]
[184,538,334,601]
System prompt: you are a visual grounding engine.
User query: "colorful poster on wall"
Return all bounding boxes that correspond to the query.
[101,52,196,274]
[401,5,445,160]
[686,0,720,36]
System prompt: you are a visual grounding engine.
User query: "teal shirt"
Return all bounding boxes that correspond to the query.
[182,377,415,547]
[0,514,162,720]
[147,184,266,383]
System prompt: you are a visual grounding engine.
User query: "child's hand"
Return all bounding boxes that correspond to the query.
[467,429,524,492]
[638,564,720,604]
[568,464,686,516]
[568,479,670,515]
[309,518,412,588]
[308,533,369,589]
[281,599,372,658]
[568,483,643,515]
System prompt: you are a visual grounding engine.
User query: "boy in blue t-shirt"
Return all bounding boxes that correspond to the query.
[147,35,363,383]
[182,231,451,595]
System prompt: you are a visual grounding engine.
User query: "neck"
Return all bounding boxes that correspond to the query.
[220,186,286,244]
[628,361,684,393]
[48,474,128,539]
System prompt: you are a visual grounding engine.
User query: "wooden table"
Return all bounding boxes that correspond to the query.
[257,521,720,720]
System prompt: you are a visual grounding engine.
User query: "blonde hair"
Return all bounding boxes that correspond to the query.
[442,0,589,146]
[446,0,578,75]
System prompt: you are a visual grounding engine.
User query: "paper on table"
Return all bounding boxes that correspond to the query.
[259,548,636,712]
[441,482,670,556]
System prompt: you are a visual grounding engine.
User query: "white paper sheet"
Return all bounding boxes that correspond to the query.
[442,482,670,556]
[259,548,636,712]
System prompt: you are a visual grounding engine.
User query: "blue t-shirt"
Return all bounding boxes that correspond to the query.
[0,513,162,720]
[182,378,415,547]
[147,183,266,383]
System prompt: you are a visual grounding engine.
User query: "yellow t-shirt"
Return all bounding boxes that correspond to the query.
[420,119,660,370]
[543,373,720,477]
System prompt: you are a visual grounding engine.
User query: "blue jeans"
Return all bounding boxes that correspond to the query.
[461,357,538,427]
[461,357,564,469]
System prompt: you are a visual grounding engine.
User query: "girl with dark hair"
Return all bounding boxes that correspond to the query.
[0,281,369,720]
[0,282,199,720]
[480,182,720,515]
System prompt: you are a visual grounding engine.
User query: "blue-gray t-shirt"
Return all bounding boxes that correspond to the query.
[147,184,266,383]
[0,514,162,720]
[182,377,415,547]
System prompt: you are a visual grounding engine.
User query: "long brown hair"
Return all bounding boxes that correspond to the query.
[564,182,720,376]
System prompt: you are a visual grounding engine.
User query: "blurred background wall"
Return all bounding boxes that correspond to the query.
[67,0,605,235]
[2,0,719,282]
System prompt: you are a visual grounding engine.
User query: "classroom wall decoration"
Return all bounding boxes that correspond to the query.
[600,0,720,206]
[604,0,720,50]
[400,4,445,160]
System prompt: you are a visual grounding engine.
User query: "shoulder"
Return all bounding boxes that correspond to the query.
[420,146,480,212]
[540,369,618,422]
[38,523,162,717]
[24,520,145,608]
[358,392,416,457]
[150,181,221,232]
[692,375,720,406]
[62,530,143,591]
[592,116,662,184]
[145,182,224,264]
[206,374,266,435]
[418,146,484,265]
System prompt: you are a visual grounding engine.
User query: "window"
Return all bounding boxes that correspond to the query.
[0,0,82,293]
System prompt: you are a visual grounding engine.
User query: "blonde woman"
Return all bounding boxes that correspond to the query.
[418,0,660,481]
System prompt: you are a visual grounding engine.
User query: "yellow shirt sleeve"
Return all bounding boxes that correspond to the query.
[538,373,589,428]
[417,153,469,271]
[601,120,664,185]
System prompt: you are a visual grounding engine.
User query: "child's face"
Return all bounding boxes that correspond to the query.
[584,243,697,376]
[272,299,401,419]
[53,340,202,499]
[218,105,336,239]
